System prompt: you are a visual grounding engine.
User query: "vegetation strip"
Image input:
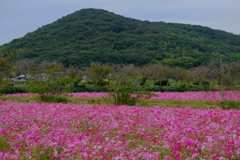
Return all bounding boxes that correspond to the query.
[4,91,240,102]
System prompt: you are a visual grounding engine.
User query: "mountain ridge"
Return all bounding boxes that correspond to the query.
[0,8,239,68]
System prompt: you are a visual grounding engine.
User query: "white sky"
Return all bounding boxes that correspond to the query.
[0,0,240,45]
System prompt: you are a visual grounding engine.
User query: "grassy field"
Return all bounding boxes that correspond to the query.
[1,91,239,109]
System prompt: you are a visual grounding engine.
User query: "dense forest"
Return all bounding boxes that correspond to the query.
[0,8,240,68]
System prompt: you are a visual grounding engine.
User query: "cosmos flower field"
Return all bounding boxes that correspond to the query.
[1,91,240,159]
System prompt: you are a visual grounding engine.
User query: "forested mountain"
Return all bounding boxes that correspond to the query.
[0,8,240,68]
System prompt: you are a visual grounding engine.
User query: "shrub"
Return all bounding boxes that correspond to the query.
[144,86,165,92]
[40,95,70,103]
[68,85,108,92]
[110,85,137,106]
[96,80,109,86]
[29,77,72,102]
[109,84,153,106]
[176,84,187,92]
[144,86,185,92]
[54,96,70,103]
[144,85,217,92]
[154,80,170,86]
[192,80,210,86]
[0,86,28,94]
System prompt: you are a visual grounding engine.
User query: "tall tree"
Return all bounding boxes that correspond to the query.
[14,59,36,75]
[87,63,113,86]
[66,66,86,87]
[139,65,152,86]
[207,57,239,106]
[192,66,209,85]
[37,60,66,73]
[171,67,186,85]
[0,58,12,90]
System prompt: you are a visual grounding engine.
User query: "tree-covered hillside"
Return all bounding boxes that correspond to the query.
[0,8,240,68]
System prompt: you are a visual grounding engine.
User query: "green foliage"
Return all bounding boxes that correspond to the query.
[144,85,216,92]
[160,56,198,69]
[30,70,40,74]
[40,96,70,103]
[88,63,112,86]
[110,85,137,106]
[192,80,210,86]
[0,86,28,94]
[86,98,111,105]
[96,80,110,86]
[0,58,12,89]
[0,138,10,151]
[1,8,239,68]
[29,77,71,102]
[154,80,169,86]
[109,84,152,106]
[44,68,60,77]
[224,100,240,110]
[49,84,216,93]
[68,85,108,92]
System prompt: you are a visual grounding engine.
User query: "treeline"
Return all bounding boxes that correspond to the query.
[0,8,240,68]
[0,58,239,105]
[8,59,240,89]
[1,57,239,106]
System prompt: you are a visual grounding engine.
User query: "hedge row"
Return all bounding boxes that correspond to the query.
[144,85,215,92]
[69,85,214,93]
[0,85,215,94]
[0,86,28,94]
[67,85,108,92]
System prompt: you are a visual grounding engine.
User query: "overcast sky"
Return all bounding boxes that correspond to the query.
[0,0,240,46]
